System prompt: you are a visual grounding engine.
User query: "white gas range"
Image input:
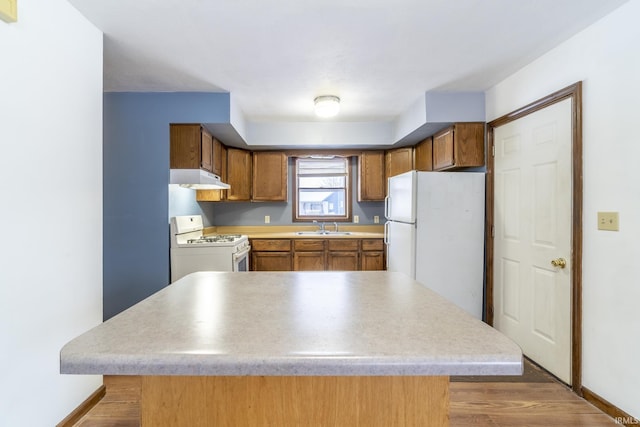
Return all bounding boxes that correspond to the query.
[170,215,250,282]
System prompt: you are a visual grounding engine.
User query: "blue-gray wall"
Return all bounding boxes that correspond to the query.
[103,92,230,320]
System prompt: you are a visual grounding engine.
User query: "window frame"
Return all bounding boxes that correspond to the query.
[292,156,352,223]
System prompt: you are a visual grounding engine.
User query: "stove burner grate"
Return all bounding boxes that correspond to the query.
[186,234,243,244]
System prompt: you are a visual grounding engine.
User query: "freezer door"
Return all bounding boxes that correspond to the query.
[385,220,416,278]
[385,171,417,223]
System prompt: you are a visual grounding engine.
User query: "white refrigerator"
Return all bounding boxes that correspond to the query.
[384,171,485,318]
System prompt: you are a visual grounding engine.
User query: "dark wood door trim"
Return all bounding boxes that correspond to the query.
[485,82,583,394]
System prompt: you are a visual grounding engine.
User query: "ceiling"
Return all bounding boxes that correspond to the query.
[69,0,627,124]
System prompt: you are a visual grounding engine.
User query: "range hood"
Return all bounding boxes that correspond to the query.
[169,169,231,190]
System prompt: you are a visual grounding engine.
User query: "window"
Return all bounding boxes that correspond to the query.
[294,157,351,222]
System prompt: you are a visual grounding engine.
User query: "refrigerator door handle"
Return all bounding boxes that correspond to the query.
[384,196,390,219]
[384,221,390,245]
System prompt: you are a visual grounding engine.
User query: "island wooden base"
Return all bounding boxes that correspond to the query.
[105,375,449,426]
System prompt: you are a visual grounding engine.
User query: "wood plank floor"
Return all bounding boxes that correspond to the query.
[72,360,618,426]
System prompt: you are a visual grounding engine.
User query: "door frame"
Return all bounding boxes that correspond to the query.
[485,82,583,393]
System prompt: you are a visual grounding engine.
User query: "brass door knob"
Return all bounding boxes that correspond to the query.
[551,258,567,269]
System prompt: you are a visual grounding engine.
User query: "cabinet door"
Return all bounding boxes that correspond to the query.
[385,147,414,179]
[212,138,223,176]
[451,122,485,168]
[170,124,202,169]
[414,137,433,171]
[293,252,326,271]
[197,144,227,202]
[327,251,359,271]
[433,127,455,170]
[433,123,485,170]
[251,252,292,271]
[358,151,385,201]
[226,148,252,201]
[361,252,385,271]
[200,129,213,172]
[252,152,287,201]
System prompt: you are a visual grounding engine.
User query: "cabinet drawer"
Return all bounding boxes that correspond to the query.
[361,239,383,251]
[251,239,291,251]
[328,239,359,251]
[294,239,325,251]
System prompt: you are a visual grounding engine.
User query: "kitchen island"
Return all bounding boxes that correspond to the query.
[61,271,522,426]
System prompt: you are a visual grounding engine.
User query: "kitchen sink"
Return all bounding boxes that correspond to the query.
[295,231,352,236]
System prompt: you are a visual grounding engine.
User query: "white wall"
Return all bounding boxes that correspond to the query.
[0,0,103,425]
[486,0,640,418]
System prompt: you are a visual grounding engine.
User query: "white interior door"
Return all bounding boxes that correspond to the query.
[493,98,572,383]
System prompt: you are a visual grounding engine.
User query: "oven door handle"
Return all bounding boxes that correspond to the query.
[233,246,251,261]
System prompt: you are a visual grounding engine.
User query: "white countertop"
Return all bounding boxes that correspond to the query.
[60,271,522,376]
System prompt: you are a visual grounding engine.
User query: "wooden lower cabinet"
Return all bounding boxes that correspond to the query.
[251,239,292,271]
[327,240,359,271]
[360,239,385,271]
[327,251,359,271]
[252,238,385,271]
[361,251,385,271]
[293,240,326,271]
[252,252,292,271]
[293,252,325,271]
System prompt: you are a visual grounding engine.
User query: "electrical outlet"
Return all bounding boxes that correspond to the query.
[373,215,380,224]
[597,212,619,231]
[264,215,270,224]
[353,215,359,224]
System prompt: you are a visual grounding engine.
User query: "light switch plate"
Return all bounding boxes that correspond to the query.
[0,0,17,23]
[373,215,380,224]
[597,212,619,231]
[264,215,270,224]
[353,215,359,224]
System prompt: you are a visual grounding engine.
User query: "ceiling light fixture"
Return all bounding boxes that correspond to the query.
[314,95,340,118]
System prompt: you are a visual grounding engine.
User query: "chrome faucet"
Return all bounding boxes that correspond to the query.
[333,222,339,232]
[313,220,325,233]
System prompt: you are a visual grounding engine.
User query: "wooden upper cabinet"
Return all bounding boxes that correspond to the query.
[212,138,224,176]
[358,151,386,202]
[200,131,213,172]
[226,148,252,201]
[196,144,227,202]
[385,147,414,179]
[170,124,213,172]
[433,123,485,170]
[414,137,433,171]
[252,151,287,201]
